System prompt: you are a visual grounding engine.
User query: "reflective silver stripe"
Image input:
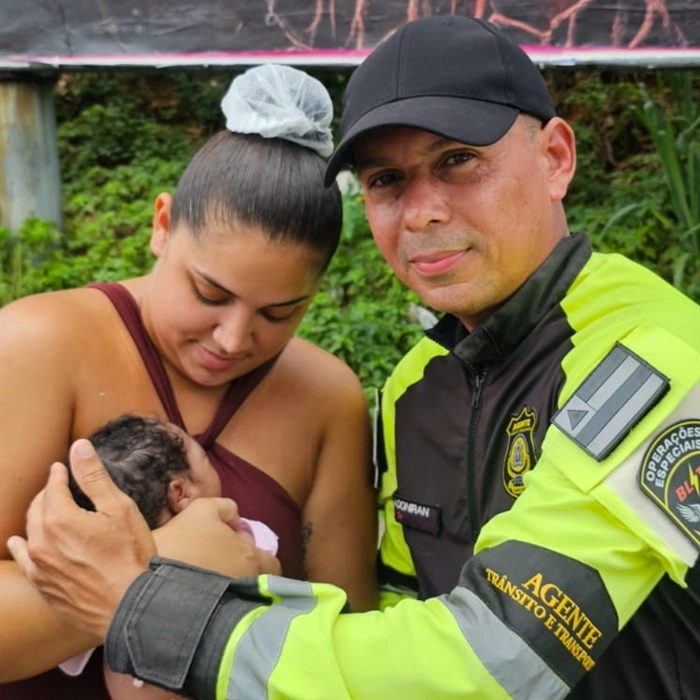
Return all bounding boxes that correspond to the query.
[440,587,570,700]
[586,372,666,457]
[226,577,316,700]
[587,354,640,410]
[552,344,669,460]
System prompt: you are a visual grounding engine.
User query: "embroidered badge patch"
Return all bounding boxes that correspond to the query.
[502,406,538,497]
[392,493,441,535]
[639,420,700,549]
[552,344,669,461]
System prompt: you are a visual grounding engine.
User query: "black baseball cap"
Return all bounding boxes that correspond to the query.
[324,15,556,185]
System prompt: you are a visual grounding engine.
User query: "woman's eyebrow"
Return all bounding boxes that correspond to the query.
[266,296,311,308]
[193,268,235,296]
[193,268,310,307]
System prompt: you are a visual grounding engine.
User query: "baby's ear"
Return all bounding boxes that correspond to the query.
[167,477,195,513]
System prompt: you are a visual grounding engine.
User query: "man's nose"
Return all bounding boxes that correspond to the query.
[403,175,451,231]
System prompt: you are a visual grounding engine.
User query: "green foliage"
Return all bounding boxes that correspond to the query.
[546,68,700,302]
[0,219,65,303]
[1,155,188,302]
[0,213,152,305]
[3,67,700,395]
[635,71,700,297]
[297,187,425,394]
[2,70,424,394]
[547,69,651,210]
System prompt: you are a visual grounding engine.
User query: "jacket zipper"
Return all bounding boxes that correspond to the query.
[467,365,486,541]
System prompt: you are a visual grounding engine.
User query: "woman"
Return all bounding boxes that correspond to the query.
[0,64,377,698]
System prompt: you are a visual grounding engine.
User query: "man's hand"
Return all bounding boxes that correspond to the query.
[7,438,281,640]
[154,498,282,578]
[7,439,155,638]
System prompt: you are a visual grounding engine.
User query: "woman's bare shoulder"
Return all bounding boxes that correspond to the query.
[0,287,111,339]
[283,337,365,394]
[0,287,120,364]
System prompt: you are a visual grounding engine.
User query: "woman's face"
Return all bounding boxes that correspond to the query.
[143,196,324,388]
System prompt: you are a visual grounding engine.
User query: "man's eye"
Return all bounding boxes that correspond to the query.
[444,151,474,166]
[367,171,401,189]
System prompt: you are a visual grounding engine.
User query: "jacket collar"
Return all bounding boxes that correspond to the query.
[427,232,592,365]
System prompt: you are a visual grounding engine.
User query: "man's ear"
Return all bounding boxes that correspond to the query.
[541,117,577,202]
[150,192,173,257]
[167,477,194,514]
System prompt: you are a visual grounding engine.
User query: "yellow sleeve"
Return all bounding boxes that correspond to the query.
[211,327,699,699]
[106,328,700,700]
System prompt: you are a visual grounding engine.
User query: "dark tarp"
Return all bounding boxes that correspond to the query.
[1,1,700,65]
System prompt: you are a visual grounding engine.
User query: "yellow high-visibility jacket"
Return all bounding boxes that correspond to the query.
[106,234,700,699]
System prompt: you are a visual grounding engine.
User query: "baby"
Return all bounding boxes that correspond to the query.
[63,413,278,699]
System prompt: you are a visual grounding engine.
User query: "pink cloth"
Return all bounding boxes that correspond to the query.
[58,652,92,677]
[238,517,279,555]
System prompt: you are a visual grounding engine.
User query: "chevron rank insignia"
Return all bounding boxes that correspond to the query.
[639,420,700,549]
[552,344,669,461]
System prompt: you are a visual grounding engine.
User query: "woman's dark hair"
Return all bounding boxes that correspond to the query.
[169,130,343,273]
[68,414,191,529]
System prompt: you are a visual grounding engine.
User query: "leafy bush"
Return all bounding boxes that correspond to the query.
[2,67,699,397]
[635,71,700,298]
[0,219,63,302]
[547,68,699,301]
[297,186,425,394]
[2,70,424,394]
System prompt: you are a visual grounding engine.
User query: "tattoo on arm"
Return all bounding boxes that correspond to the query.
[301,521,313,579]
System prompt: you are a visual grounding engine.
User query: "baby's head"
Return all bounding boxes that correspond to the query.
[69,414,221,528]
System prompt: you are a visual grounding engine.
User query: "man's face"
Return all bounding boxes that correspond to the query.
[354,118,573,329]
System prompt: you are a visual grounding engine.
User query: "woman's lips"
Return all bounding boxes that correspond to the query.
[198,345,242,371]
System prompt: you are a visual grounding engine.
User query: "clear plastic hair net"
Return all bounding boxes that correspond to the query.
[221,64,334,158]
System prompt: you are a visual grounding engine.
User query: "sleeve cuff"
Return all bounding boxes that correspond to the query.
[105,557,266,698]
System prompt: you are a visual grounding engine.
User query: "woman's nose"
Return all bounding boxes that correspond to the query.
[211,307,253,354]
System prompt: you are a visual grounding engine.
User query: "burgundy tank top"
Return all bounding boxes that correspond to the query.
[0,282,304,700]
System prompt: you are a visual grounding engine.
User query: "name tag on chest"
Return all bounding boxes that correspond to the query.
[392,493,441,535]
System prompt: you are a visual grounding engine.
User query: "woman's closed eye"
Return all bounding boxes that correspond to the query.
[261,306,301,324]
[194,286,228,306]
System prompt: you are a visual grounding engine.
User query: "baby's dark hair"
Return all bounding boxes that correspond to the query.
[169,130,343,273]
[68,414,190,529]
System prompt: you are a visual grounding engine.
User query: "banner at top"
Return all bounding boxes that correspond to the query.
[2,0,700,69]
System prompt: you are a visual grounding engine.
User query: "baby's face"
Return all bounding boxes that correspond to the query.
[171,425,221,499]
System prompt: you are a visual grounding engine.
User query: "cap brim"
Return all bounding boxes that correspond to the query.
[324,95,518,186]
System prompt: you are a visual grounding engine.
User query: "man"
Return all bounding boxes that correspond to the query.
[9,15,700,699]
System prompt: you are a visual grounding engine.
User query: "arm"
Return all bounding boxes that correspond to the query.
[301,363,378,612]
[101,372,699,700]
[13,330,700,698]
[104,662,187,700]
[0,295,101,679]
